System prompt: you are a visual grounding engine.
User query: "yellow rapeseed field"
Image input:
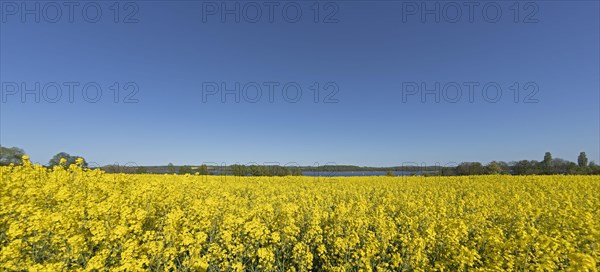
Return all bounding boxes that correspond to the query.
[1,156,599,271]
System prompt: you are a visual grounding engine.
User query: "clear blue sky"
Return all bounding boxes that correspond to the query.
[1,1,598,167]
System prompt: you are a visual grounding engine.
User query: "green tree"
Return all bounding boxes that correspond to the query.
[542,152,553,173]
[231,164,245,176]
[551,158,573,174]
[0,146,26,165]
[136,166,147,174]
[385,170,395,177]
[179,165,193,175]
[486,161,502,174]
[512,160,540,175]
[49,152,88,167]
[543,152,552,166]
[167,163,176,173]
[589,161,600,174]
[456,162,484,175]
[198,164,209,175]
[577,152,588,167]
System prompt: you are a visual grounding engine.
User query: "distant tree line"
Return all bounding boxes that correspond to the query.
[230,164,302,176]
[285,152,600,176]
[102,164,211,175]
[2,147,599,176]
[448,152,599,175]
[103,164,303,176]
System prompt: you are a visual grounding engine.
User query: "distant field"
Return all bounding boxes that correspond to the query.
[1,158,599,271]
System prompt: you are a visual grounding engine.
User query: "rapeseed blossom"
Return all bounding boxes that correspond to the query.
[0,160,598,271]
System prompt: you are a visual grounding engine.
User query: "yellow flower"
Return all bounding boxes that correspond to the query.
[0,163,598,271]
[75,158,85,165]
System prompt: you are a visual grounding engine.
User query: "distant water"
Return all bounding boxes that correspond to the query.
[301,171,421,177]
